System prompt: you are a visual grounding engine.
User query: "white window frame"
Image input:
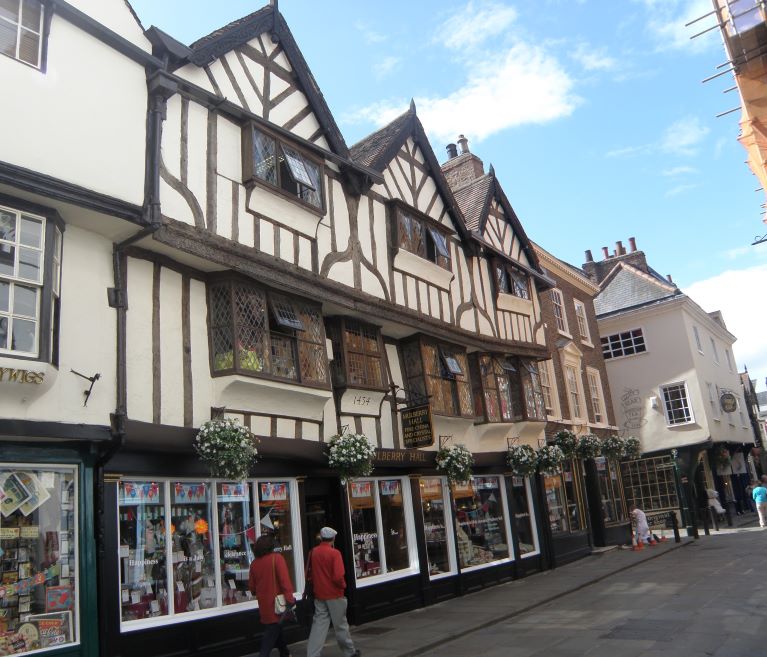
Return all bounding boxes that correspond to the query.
[660,381,694,426]
[348,476,419,588]
[707,382,720,421]
[693,326,703,353]
[573,299,591,345]
[512,475,541,559]
[118,477,304,633]
[550,288,570,336]
[453,474,515,573]
[725,349,733,372]
[0,0,44,68]
[586,367,606,425]
[538,358,561,420]
[419,476,457,580]
[564,364,585,421]
[601,327,647,360]
[710,337,720,364]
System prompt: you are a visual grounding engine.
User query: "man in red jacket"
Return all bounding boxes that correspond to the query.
[305,527,360,657]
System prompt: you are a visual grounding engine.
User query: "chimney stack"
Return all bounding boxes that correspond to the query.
[457,134,469,154]
[616,240,624,256]
[446,143,457,159]
[584,249,593,263]
[667,274,674,284]
[601,246,610,260]
[628,237,637,253]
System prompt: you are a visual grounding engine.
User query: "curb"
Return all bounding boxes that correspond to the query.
[390,541,692,657]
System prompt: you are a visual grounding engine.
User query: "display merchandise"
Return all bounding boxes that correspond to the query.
[0,466,77,654]
[510,477,537,555]
[452,476,509,568]
[419,478,453,577]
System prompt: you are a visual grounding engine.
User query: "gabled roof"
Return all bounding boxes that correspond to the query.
[594,261,681,317]
[349,102,470,242]
[163,5,349,158]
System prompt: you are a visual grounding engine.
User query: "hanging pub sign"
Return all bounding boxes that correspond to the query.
[719,392,738,413]
[401,404,433,448]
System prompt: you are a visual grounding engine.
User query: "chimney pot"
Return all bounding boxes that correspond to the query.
[457,134,469,154]
[585,249,593,263]
[446,143,458,159]
[629,237,637,253]
[616,240,623,256]
[601,246,610,259]
[667,274,674,284]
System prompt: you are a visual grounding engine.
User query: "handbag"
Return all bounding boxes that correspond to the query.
[295,549,314,627]
[272,555,287,615]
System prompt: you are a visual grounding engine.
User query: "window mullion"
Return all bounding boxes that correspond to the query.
[373,481,387,574]
[165,483,175,616]
[210,483,223,609]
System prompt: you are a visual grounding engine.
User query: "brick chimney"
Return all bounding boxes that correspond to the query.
[441,134,485,190]
[582,236,650,285]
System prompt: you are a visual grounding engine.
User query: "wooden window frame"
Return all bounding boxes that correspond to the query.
[0,0,47,70]
[469,354,546,424]
[494,259,530,300]
[550,288,569,335]
[325,317,388,391]
[586,367,605,425]
[564,365,584,421]
[573,299,591,344]
[392,203,452,271]
[207,275,330,389]
[242,124,325,214]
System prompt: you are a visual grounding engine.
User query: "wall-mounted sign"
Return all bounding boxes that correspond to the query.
[720,392,738,413]
[373,449,433,467]
[401,404,433,448]
[0,368,45,384]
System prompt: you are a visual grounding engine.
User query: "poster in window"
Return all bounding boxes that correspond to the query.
[260,482,287,502]
[18,471,51,516]
[121,481,162,504]
[379,480,400,496]
[351,482,372,498]
[172,482,209,503]
[452,481,474,499]
[29,612,73,648]
[420,478,443,501]
[0,472,32,517]
[218,483,249,502]
[45,586,73,612]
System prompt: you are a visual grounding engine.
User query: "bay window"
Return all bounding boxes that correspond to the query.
[470,354,546,423]
[0,201,62,362]
[118,478,302,628]
[208,278,329,387]
[325,318,387,390]
[347,478,417,584]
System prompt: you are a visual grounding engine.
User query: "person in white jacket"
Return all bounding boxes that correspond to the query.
[630,504,651,544]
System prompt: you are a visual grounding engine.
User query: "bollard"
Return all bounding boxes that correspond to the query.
[702,507,710,536]
[671,511,681,543]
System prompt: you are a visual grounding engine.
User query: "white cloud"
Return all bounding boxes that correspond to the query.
[660,116,710,156]
[355,21,386,44]
[345,42,579,144]
[636,0,719,53]
[663,165,698,176]
[571,43,617,71]
[723,242,767,260]
[684,264,767,389]
[665,183,699,197]
[374,56,401,79]
[436,1,517,50]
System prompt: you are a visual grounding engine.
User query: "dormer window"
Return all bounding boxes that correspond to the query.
[243,126,323,211]
[396,207,450,269]
[495,262,529,300]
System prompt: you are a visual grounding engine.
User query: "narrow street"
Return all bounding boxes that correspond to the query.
[292,527,767,657]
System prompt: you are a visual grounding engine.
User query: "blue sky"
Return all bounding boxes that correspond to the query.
[130,0,767,391]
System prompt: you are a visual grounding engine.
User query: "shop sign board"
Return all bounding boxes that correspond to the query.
[401,404,433,448]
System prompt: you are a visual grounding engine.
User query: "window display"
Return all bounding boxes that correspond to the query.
[544,474,569,533]
[257,482,296,579]
[510,477,538,556]
[452,476,510,568]
[0,466,77,654]
[544,461,586,534]
[595,459,627,525]
[419,478,455,577]
[347,478,415,582]
[217,483,253,606]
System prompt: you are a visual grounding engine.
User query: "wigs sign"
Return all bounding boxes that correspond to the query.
[0,368,45,384]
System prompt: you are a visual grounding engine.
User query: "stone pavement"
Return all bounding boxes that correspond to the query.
[281,535,693,657]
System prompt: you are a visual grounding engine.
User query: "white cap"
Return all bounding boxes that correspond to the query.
[320,526,337,540]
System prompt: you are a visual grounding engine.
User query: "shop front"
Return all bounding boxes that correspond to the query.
[542,458,591,565]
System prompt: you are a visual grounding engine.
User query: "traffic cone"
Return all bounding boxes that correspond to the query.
[648,537,657,546]
[632,534,644,551]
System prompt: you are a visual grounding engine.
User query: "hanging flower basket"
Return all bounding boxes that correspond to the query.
[537,445,565,476]
[436,444,474,484]
[552,430,578,459]
[506,444,538,477]
[601,435,626,460]
[576,434,603,460]
[327,432,376,482]
[623,436,641,460]
[194,418,258,480]
[715,447,731,470]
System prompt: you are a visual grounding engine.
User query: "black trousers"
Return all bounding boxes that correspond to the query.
[260,622,290,657]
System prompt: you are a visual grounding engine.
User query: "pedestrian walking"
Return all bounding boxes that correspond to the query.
[630,504,652,544]
[305,526,360,657]
[753,478,767,528]
[249,535,296,657]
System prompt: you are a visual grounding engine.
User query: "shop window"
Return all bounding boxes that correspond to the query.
[401,337,473,418]
[0,465,77,652]
[325,318,387,390]
[495,262,529,300]
[0,0,44,68]
[347,478,416,583]
[660,382,693,426]
[396,208,451,270]
[208,279,329,387]
[550,288,568,334]
[452,476,511,569]
[544,460,585,534]
[0,202,62,362]
[419,477,456,578]
[601,328,646,360]
[510,476,539,557]
[118,478,302,627]
[595,458,627,525]
[243,126,323,210]
[621,456,678,512]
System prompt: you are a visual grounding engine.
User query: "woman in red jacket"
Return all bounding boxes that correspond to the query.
[249,534,296,657]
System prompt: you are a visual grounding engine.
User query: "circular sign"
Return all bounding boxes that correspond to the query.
[720,392,738,413]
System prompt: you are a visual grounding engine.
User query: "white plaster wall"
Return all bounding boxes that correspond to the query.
[189,279,212,426]
[125,258,154,423]
[0,226,117,424]
[1,17,146,204]
[69,0,150,50]
[159,269,184,427]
